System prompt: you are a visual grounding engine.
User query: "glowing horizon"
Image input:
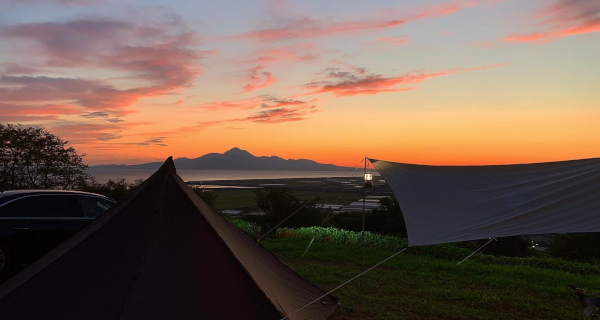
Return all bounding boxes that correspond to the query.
[1,0,598,167]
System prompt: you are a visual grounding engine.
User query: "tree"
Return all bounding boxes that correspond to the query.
[0,124,90,190]
[191,187,218,208]
[82,177,145,201]
[254,187,323,230]
[547,233,600,263]
[367,197,407,236]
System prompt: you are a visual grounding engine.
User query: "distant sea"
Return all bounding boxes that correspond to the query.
[87,168,362,183]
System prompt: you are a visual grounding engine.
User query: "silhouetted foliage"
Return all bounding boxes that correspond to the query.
[367,197,407,236]
[253,187,323,232]
[0,124,90,190]
[191,187,218,208]
[547,233,600,264]
[324,197,407,236]
[82,177,145,201]
[324,211,363,232]
[457,236,533,258]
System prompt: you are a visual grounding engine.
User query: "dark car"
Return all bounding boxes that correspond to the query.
[0,190,116,280]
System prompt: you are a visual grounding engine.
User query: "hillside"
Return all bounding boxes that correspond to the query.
[262,235,596,320]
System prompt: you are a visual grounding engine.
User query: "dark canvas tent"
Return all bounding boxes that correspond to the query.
[0,158,337,320]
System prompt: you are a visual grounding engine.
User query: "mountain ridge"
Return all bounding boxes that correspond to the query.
[92,147,350,171]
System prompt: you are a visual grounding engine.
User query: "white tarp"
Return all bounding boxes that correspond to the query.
[369,157,600,247]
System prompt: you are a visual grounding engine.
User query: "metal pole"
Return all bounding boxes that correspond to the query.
[360,157,366,290]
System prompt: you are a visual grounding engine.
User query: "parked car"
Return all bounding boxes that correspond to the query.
[0,190,116,280]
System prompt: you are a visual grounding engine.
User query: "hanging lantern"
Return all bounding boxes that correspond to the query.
[364,173,373,188]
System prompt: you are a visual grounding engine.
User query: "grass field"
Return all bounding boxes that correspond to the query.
[261,237,599,319]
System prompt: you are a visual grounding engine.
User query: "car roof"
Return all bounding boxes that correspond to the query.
[0,190,113,201]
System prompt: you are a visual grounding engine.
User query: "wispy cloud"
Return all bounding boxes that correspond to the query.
[226,18,406,42]
[81,111,110,119]
[240,43,319,65]
[503,0,600,43]
[183,96,318,131]
[378,36,411,46]
[125,137,168,147]
[0,16,206,118]
[97,133,124,141]
[0,0,96,5]
[0,63,42,75]
[196,95,312,111]
[226,0,478,43]
[243,67,276,92]
[300,63,507,97]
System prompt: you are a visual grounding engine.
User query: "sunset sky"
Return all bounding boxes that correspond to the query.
[1,0,598,166]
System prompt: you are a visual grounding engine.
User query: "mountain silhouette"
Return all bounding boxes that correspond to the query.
[93,147,348,171]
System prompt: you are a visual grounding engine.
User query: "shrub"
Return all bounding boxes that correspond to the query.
[229,218,262,240]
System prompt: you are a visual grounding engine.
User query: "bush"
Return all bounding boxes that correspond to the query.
[191,187,218,208]
[229,218,262,240]
[457,236,533,258]
[547,233,600,264]
[82,178,144,201]
[324,197,407,236]
[254,187,323,232]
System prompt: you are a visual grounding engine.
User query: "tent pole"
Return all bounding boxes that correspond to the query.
[360,157,366,291]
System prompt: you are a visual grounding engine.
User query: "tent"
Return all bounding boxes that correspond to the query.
[370,157,600,247]
[0,157,337,320]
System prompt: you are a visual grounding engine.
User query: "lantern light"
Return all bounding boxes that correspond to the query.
[364,173,373,188]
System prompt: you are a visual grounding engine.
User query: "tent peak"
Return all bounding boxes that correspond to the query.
[158,156,177,174]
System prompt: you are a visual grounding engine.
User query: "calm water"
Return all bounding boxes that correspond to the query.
[87,168,360,183]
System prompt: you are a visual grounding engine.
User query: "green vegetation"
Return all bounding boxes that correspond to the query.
[212,189,257,210]
[229,218,262,240]
[277,227,600,276]
[261,236,599,319]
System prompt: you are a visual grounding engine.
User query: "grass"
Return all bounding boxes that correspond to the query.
[212,189,257,210]
[278,227,600,276]
[260,236,600,319]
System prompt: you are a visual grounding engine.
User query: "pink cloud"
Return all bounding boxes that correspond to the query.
[0,63,41,75]
[241,44,319,65]
[0,103,81,116]
[224,0,481,45]
[503,0,600,43]
[0,16,205,121]
[300,63,507,97]
[383,0,479,21]
[183,96,319,130]
[197,98,262,111]
[378,36,411,46]
[243,67,277,92]
[0,115,57,122]
[196,95,311,111]
[226,18,406,42]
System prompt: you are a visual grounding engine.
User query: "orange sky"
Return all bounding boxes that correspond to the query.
[1,0,599,166]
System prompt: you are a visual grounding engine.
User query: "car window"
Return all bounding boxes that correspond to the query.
[77,196,114,218]
[0,195,81,218]
[0,200,19,217]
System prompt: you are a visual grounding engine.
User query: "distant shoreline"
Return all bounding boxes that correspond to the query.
[87,168,371,184]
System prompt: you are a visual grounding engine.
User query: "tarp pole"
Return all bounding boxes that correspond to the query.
[360,157,366,291]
